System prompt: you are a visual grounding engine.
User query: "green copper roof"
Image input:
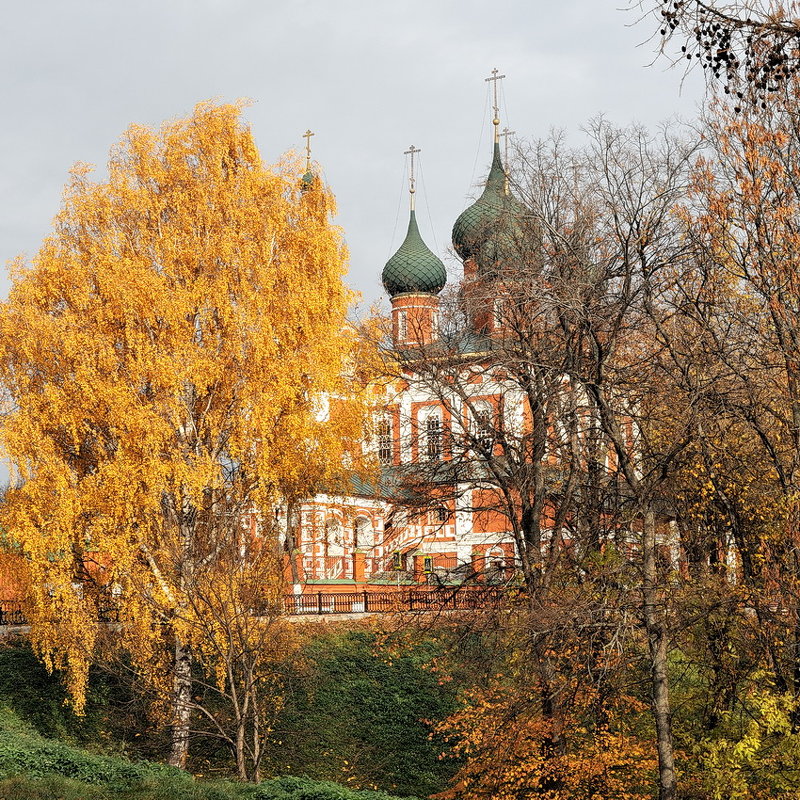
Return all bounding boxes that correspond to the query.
[452,142,527,270]
[382,210,447,297]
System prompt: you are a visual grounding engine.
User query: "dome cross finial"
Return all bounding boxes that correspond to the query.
[404,144,420,211]
[303,129,315,173]
[500,127,515,164]
[485,68,506,143]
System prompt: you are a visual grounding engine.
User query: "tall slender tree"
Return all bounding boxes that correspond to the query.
[0,101,370,768]
[677,86,800,713]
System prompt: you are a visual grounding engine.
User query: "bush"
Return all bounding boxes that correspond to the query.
[0,705,416,800]
[263,628,459,797]
[0,631,466,797]
[0,706,180,789]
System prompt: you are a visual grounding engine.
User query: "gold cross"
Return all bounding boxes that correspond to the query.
[303,129,315,171]
[485,68,506,132]
[404,144,420,210]
[500,127,516,164]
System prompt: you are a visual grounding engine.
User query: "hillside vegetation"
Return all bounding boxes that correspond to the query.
[0,704,420,800]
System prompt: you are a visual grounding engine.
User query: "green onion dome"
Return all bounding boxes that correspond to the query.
[382,210,447,297]
[452,143,527,271]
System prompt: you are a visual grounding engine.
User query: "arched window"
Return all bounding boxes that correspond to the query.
[426,414,442,461]
[378,418,393,464]
[354,516,371,549]
[486,546,506,584]
[325,517,344,556]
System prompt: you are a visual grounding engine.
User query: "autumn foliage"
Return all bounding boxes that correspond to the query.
[0,101,371,767]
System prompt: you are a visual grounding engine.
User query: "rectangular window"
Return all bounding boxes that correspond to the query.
[476,407,494,453]
[492,297,507,329]
[426,416,442,461]
[397,311,408,342]
[378,418,393,464]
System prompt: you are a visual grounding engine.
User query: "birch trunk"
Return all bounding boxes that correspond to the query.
[169,635,193,768]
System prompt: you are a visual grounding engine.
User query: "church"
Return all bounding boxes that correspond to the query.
[281,74,669,607]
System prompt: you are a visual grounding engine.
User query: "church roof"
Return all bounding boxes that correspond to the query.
[451,142,527,269]
[382,210,447,297]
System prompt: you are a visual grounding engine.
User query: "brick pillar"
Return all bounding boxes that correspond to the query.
[353,550,366,584]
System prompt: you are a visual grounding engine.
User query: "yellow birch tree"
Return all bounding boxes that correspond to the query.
[0,101,370,768]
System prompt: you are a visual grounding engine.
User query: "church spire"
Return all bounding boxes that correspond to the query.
[452,70,526,271]
[382,145,446,298]
[383,146,446,348]
[301,129,315,187]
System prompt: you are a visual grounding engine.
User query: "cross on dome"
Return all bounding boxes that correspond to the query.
[452,70,526,268]
[404,144,421,210]
[303,129,315,172]
[381,145,446,298]
[485,68,506,142]
[500,127,515,164]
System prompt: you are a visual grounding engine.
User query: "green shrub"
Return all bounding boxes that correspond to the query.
[253,776,419,800]
[264,629,459,797]
[0,631,468,798]
[0,642,163,759]
[0,706,180,789]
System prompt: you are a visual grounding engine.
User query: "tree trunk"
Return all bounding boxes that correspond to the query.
[642,507,677,800]
[169,635,193,769]
[286,500,301,586]
[236,724,247,781]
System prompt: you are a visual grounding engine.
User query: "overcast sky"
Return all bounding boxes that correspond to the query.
[0,0,703,311]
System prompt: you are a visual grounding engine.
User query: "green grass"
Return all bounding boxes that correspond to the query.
[0,706,417,800]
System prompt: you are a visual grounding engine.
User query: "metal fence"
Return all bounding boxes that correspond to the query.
[282,586,505,616]
[0,602,120,626]
[0,588,504,625]
[0,602,27,626]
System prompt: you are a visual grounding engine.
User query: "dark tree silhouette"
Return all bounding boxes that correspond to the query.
[647,1,800,107]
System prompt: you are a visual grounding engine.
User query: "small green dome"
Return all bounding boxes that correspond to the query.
[382,210,447,297]
[452,143,527,270]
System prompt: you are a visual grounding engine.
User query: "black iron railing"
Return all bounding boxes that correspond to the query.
[0,602,26,626]
[0,603,120,626]
[282,586,505,616]
[0,588,504,625]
